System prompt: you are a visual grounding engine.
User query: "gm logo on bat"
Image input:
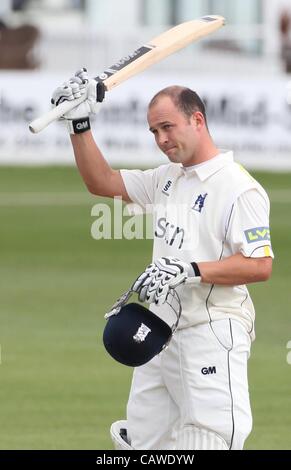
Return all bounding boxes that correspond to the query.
[96,45,155,81]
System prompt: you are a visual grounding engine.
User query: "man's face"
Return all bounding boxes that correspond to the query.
[147,96,201,166]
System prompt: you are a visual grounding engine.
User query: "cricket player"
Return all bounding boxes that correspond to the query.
[51,70,273,450]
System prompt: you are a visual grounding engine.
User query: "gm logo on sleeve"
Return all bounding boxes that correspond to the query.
[244,226,270,243]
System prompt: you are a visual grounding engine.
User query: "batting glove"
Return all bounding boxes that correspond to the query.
[51,68,105,134]
[132,256,201,306]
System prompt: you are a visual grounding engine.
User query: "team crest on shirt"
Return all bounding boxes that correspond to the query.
[192,193,208,212]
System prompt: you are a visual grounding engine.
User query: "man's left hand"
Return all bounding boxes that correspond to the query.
[132,256,193,305]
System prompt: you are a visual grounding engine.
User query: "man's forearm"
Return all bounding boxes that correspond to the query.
[197,253,272,285]
[71,131,113,195]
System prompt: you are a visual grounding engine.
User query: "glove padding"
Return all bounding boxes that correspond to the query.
[132,256,193,305]
[51,68,105,123]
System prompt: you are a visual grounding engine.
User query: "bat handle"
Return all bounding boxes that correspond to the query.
[28,94,87,134]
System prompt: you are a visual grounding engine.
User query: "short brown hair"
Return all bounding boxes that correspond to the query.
[149,85,208,126]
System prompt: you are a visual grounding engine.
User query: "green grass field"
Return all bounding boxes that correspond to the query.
[0,166,290,450]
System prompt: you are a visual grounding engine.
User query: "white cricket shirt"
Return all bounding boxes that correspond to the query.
[120,151,274,339]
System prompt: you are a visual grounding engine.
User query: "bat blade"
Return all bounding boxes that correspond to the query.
[29,15,225,134]
[100,15,225,91]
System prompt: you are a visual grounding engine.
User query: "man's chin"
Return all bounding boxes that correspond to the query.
[164,149,181,162]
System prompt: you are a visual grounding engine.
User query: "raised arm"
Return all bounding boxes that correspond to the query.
[70,131,130,200]
[51,68,130,201]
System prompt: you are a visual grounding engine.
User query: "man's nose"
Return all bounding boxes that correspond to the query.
[157,131,168,146]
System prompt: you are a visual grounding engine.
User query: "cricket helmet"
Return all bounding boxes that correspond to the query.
[103,288,181,367]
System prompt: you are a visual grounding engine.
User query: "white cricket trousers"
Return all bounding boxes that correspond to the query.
[127,319,253,450]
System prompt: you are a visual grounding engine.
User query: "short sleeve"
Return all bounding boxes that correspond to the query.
[120,165,168,211]
[226,188,274,258]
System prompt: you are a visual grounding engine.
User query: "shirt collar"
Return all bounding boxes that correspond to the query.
[180,151,234,181]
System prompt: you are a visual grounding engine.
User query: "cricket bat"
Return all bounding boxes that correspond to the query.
[29,15,225,134]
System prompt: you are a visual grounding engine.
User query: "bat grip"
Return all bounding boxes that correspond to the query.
[28,94,87,134]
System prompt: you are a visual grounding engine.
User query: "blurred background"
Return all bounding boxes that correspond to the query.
[0,0,291,450]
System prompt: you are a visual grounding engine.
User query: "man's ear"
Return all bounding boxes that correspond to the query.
[193,111,204,129]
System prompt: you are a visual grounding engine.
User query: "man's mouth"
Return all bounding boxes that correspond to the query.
[164,146,176,153]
